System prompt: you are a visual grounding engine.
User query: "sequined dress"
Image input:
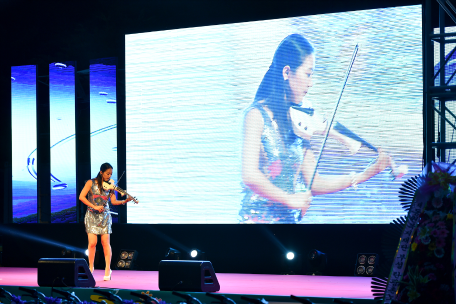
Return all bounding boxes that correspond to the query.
[239,105,310,223]
[85,179,112,234]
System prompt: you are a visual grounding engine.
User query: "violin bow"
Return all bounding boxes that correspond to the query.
[308,44,359,190]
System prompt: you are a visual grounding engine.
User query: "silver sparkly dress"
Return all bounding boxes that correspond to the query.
[239,105,310,223]
[85,179,112,234]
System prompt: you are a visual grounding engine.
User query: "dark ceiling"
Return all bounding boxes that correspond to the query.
[0,0,422,65]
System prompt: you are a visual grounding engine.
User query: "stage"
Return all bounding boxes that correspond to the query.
[0,267,377,304]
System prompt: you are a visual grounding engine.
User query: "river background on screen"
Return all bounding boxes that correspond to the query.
[11,65,37,223]
[125,6,422,224]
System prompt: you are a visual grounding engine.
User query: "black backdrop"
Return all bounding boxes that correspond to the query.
[2,223,387,276]
[0,0,422,276]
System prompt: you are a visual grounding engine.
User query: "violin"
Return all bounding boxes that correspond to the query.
[290,105,408,180]
[290,105,377,155]
[103,179,139,204]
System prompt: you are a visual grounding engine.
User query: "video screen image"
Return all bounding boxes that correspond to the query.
[90,58,119,222]
[50,62,77,223]
[125,5,423,224]
[11,65,37,223]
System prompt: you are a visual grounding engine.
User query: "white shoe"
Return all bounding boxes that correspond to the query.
[103,269,112,281]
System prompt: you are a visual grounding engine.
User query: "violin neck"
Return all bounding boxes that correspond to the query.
[113,185,138,203]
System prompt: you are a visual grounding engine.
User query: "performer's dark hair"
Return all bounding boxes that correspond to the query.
[254,34,314,145]
[96,162,113,190]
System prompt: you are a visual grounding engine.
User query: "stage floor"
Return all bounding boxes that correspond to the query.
[0,267,375,300]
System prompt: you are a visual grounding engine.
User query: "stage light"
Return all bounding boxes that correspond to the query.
[165,247,181,260]
[354,253,378,276]
[116,249,138,270]
[61,247,85,259]
[306,249,327,275]
[286,252,295,260]
[61,248,72,257]
[189,249,205,260]
[85,249,89,256]
[61,247,88,260]
[281,252,302,275]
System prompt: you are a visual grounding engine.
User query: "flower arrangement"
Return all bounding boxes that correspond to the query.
[394,163,455,303]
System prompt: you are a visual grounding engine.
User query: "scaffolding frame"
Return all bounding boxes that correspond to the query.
[424,0,456,164]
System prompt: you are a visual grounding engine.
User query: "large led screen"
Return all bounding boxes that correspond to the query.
[126,5,423,224]
[11,65,37,223]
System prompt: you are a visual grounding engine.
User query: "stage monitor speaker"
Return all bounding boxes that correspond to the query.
[158,260,220,292]
[38,258,95,287]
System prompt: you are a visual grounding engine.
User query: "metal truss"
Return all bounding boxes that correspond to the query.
[424,0,456,164]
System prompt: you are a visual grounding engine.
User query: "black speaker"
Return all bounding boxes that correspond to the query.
[158,260,220,292]
[38,258,95,287]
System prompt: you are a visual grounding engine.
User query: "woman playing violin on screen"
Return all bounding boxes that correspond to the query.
[79,162,134,280]
[240,34,402,223]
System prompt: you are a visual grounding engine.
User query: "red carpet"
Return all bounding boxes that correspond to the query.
[0,267,374,299]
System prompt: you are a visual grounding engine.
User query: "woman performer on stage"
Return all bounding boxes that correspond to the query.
[79,162,133,280]
[240,34,395,223]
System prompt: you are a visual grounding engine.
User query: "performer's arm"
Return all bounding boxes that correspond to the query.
[79,180,104,212]
[242,108,311,213]
[110,192,133,205]
[302,148,392,195]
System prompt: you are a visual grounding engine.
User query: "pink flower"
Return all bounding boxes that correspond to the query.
[268,159,282,180]
[437,229,449,238]
[436,221,446,229]
[427,222,435,227]
[427,273,437,280]
[431,229,439,237]
[432,214,441,221]
[435,238,445,248]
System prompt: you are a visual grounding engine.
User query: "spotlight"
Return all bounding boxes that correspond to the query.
[306,249,327,275]
[281,252,302,274]
[62,248,72,257]
[354,253,378,276]
[286,252,295,260]
[85,249,89,256]
[165,248,181,260]
[61,248,78,258]
[116,249,138,270]
[189,249,205,260]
